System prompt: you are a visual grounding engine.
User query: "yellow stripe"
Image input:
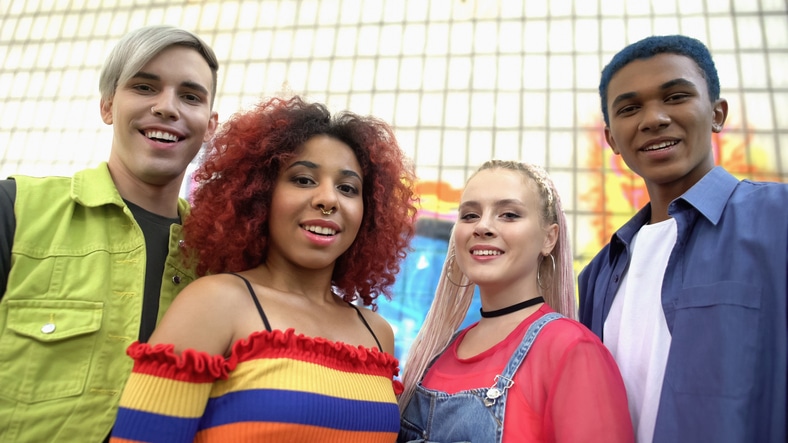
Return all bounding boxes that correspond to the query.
[119,372,213,418]
[210,358,396,402]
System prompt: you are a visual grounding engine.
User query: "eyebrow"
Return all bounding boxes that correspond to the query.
[287,160,362,180]
[459,198,525,209]
[131,71,210,97]
[610,77,699,109]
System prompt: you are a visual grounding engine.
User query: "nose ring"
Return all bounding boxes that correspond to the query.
[320,207,334,216]
[151,106,157,114]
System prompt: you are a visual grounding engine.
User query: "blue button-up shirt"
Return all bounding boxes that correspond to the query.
[579,167,787,443]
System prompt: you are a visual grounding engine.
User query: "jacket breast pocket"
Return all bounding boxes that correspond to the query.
[663,282,760,397]
[0,299,103,403]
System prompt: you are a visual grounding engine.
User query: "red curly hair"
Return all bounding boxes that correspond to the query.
[183,96,418,307]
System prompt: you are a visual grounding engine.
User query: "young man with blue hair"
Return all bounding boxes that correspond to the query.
[579,35,786,443]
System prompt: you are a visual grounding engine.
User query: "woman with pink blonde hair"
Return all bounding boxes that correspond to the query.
[398,160,633,443]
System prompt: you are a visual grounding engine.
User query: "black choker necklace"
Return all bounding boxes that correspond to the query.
[480,296,544,318]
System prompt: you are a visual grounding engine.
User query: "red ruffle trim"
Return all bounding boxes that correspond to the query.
[126,328,401,382]
[227,328,400,376]
[127,341,230,382]
[392,379,404,395]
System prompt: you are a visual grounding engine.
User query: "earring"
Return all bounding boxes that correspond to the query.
[446,253,473,287]
[537,254,555,290]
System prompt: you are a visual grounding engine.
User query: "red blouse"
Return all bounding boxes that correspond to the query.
[422,305,633,443]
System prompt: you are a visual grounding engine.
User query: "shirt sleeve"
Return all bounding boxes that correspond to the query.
[0,179,16,299]
[542,329,634,443]
[110,342,229,443]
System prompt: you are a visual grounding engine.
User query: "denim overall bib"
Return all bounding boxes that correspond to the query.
[399,312,562,443]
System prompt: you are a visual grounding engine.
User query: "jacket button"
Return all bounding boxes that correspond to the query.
[172,275,181,284]
[41,323,56,334]
[178,240,185,248]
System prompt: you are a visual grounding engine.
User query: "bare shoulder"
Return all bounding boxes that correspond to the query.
[356,306,395,355]
[149,273,252,356]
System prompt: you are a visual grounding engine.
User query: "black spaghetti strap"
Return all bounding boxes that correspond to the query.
[229,273,272,332]
[348,303,383,352]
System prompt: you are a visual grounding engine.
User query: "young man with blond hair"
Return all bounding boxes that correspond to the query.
[0,25,219,442]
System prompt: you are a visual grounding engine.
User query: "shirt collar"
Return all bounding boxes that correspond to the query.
[607,166,739,263]
[608,205,651,262]
[673,166,738,226]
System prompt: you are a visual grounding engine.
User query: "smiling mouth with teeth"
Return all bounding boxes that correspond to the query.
[642,140,678,151]
[144,130,180,143]
[303,225,336,236]
[472,250,502,256]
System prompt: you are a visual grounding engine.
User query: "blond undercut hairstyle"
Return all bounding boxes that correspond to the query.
[99,25,219,108]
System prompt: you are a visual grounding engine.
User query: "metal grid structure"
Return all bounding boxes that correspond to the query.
[2,0,786,268]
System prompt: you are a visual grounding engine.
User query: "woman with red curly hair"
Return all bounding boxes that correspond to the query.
[111,96,417,443]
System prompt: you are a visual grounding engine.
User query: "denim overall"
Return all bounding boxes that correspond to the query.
[399,312,562,443]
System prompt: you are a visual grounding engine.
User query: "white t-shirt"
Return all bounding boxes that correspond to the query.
[603,218,676,443]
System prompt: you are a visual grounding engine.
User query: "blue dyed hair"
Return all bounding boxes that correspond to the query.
[599,35,720,126]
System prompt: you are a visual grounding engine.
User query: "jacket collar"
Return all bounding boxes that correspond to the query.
[71,162,125,208]
[70,162,190,218]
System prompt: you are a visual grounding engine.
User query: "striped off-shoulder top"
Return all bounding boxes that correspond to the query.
[110,328,403,443]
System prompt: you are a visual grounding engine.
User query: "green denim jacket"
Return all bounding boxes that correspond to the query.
[0,163,195,442]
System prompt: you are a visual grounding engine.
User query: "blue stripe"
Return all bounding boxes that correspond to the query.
[199,389,399,432]
[112,407,201,443]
